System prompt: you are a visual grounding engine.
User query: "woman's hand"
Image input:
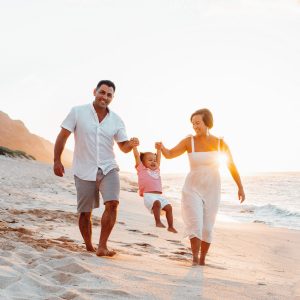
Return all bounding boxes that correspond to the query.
[238,187,245,203]
[155,142,163,150]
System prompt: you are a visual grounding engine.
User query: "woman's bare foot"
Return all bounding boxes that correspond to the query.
[156,222,166,228]
[192,257,199,266]
[96,247,116,257]
[167,227,178,233]
[199,256,206,265]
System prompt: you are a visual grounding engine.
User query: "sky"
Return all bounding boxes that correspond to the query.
[1,0,300,174]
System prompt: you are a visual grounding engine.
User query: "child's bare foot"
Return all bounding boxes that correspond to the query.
[156,222,166,228]
[96,247,116,257]
[167,227,177,233]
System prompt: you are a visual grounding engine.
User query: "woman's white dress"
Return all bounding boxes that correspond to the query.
[181,136,221,243]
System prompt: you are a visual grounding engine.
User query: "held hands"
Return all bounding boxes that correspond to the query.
[155,142,163,150]
[53,160,65,177]
[129,137,139,148]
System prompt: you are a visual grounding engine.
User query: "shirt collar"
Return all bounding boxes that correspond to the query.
[90,103,110,123]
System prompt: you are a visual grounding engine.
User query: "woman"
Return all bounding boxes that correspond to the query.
[156,108,245,266]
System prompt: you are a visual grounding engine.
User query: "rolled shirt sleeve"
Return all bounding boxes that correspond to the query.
[114,120,128,142]
[61,107,77,133]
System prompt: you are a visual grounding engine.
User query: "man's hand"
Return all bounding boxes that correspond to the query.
[53,160,65,177]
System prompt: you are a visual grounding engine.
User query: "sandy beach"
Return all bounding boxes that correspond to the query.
[0,156,299,300]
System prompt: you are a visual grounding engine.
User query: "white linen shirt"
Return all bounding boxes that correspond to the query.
[61,103,128,180]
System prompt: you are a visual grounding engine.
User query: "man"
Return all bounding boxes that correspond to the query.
[53,80,137,257]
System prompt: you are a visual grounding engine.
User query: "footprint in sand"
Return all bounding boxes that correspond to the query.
[52,272,78,285]
[142,233,159,237]
[134,243,152,248]
[134,243,161,254]
[172,251,191,256]
[114,247,143,257]
[126,229,143,233]
[159,253,191,262]
[54,236,75,243]
[178,247,188,250]
[166,239,184,246]
[55,262,90,274]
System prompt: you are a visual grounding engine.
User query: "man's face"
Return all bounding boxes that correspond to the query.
[93,84,114,110]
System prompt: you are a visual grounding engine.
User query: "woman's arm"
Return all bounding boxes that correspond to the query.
[222,141,246,203]
[156,138,188,159]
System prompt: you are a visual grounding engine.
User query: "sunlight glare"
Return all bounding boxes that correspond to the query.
[218,153,229,177]
[218,153,228,167]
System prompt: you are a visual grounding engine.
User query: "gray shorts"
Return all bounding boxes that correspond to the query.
[74,168,120,213]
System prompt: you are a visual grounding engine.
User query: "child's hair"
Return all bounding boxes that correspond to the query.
[140,152,156,163]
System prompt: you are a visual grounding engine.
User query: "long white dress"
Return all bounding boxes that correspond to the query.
[181,136,221,243]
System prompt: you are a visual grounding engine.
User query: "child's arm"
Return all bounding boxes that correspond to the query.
[129,138,141,167]
[155,143,162,167]
[132,146,141,167]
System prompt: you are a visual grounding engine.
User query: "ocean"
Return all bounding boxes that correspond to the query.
[161,172,300,231]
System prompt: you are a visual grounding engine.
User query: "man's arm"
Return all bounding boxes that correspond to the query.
[53,128,71,177]
[117,140,133,153]
[118,137,139,153]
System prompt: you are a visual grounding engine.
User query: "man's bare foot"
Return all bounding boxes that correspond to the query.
[156,222,166,228]
[85,244,96,252]
[96,247,116,257]
[167,227,178,233]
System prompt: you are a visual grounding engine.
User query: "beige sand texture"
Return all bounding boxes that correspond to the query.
[0,156,299,299]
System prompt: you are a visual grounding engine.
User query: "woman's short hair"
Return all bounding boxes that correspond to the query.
[190,108,214,129]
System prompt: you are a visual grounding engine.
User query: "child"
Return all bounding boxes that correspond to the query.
[130,139,177,233]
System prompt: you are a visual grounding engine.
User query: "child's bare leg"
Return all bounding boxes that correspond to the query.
[199,241,210,265]
[152,200,165,228]
[162,204,177,233]
[190,237,201,265]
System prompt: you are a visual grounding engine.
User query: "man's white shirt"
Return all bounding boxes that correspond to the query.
[61,103,128,180]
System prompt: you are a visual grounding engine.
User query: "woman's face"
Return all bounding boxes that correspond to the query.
[192,114,207,135]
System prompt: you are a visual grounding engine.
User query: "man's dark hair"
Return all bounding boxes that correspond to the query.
[96,80,116,92]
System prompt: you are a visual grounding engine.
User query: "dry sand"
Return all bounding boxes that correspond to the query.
[0,156,299,299]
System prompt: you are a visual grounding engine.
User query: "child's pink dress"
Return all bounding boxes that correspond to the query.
[136,162,169,212]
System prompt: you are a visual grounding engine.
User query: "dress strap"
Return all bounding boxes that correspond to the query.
[218,137,223,152]
[191,135,195,153]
